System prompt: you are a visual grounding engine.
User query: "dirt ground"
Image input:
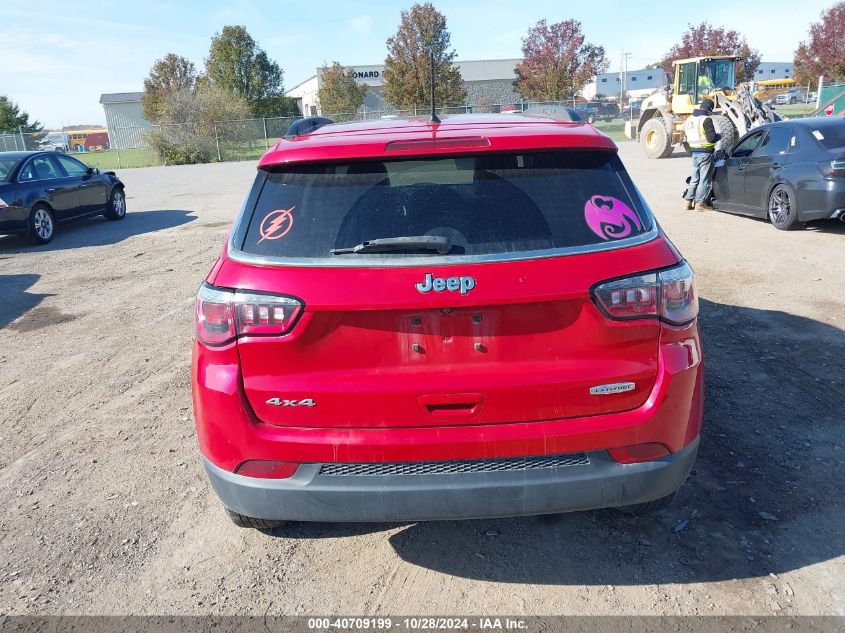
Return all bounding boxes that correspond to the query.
[0,144,843,617]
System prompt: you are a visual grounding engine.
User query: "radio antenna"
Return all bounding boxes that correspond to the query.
[428,47,440,124]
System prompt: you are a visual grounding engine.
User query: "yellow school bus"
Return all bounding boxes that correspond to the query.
[66,128,110,152]
[753,78,797,101]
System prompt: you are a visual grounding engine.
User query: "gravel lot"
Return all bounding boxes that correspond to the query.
[1,143,843,617]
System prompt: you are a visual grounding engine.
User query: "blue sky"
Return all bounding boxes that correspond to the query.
[1,0,833,128]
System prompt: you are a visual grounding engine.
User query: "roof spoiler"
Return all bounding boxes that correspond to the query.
[285,116,335,139]
[524,105,582,122]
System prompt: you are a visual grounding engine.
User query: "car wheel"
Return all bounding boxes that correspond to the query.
[104,187,127,221]
[768,184,801,230]
[640,117,673,159]
[614,491,677,516]
[586,114,595,124]
[29,204,55,244]
[225,507,285,530]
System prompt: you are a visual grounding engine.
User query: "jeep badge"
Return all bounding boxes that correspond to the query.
[415,273,476,295]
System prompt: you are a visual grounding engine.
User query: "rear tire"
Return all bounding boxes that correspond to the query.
[640,117,673,159]
[768,184,801,230]
[711,114,737,153]
[225,507,285,530]
[103,187,126,221]
[29,204,55,244]
[586,113,595,124]
[615,491,677,516]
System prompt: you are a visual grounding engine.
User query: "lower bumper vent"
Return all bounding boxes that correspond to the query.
[318,453,590,477]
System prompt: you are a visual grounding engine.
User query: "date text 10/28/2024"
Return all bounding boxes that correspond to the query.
[307,618,528,631]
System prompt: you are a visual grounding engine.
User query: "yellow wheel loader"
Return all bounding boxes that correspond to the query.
[624,56,780,158]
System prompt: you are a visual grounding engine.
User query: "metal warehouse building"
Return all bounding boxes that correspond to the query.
[99,92,152,150]
[286,58,524,116]
[582,69,668,100]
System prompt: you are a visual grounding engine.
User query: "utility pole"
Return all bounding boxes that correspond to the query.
[620,52,632,104]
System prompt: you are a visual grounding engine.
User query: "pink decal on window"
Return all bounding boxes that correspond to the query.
[257,206,295,244]
[584,196,642,241]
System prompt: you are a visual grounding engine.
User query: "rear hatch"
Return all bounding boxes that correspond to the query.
[219,149,678,428]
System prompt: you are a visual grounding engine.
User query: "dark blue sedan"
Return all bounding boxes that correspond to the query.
[0,151,126,244]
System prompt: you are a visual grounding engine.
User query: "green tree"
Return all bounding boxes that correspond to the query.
[0,96,42,133]
[205,25,286,116]
[382,3,465,110]
[147,84,252,165]
[514,19,608,102]
[794,2,845,85]
[142,53,199,123]
[317,62,368,118]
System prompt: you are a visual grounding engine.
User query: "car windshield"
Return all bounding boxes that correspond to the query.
[700,60,735,90]
[238,150,653,260]
[0,157,18,183]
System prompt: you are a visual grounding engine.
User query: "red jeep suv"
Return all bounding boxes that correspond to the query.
[192,113,703,529]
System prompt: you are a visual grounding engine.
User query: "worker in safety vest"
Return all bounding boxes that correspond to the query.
[683,98,721,210]
[697,72,714,96]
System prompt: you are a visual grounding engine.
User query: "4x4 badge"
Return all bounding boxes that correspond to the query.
[416,273,476,295]
[266,397,316,407]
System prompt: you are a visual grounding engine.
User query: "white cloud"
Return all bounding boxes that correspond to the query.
[348,15,373,33]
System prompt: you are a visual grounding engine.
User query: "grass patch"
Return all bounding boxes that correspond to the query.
[70,149,161,170]
[773,103,817,119]
[593,119,630,143]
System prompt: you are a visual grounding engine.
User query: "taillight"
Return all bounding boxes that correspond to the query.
[196,285,235,345]
[658,262,698,325]
[195,283,303,345]
[590,272,658,320]
[233,290,303,337]
[818,159,845,178]
[592,261,697,325]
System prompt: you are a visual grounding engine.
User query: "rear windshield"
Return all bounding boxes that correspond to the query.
[810,123,845,150]
[238,151,652,260]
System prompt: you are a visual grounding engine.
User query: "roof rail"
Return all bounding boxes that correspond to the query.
[524,105,582,122]
[285,116,335,139]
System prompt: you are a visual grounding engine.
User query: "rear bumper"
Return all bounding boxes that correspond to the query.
[203,436,699,522]
[795,181,845,222]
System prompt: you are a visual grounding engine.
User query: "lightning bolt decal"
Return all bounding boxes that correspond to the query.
[257,206,295,243]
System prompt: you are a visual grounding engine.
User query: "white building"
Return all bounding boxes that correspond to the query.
[286,59,523,116]
[753,62,795,81]
[581,69,669,101]
[99,92,152,150]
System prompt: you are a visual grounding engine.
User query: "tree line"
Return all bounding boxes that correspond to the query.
[316,2,845,117]
[5,3,842,158]
[140,25,298,164]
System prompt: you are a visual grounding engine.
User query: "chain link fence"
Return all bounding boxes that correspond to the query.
[4,100,606,171]
[3,86,833,172]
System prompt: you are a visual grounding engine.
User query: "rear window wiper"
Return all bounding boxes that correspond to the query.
[331,236,452,255]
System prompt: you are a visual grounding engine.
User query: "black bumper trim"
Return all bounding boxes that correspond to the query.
[202,437,699,522]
